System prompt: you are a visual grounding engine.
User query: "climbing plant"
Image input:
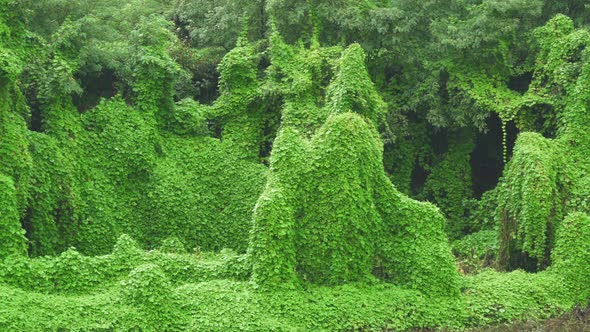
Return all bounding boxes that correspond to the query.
[0,174,27,259]
[422,129,475,239]
[249,43,459,298]
[2,1,590,330]
[494,15,590,270]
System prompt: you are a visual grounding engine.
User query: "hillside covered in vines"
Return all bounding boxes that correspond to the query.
[1,0,590,331]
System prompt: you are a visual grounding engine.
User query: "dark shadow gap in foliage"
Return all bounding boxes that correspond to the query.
[29,104,42,132]
[507,72,533,94]
[410,158,429,197]
[73,69,118,113]
[471,114,504,199]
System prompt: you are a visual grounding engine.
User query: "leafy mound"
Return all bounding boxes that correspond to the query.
[1,4,590,331]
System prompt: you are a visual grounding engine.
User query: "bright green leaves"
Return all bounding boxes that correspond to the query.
[0,89,32,217]
[4,2,590,329]
[0,48,23,84]
[38,56,83,106]
[0,14,33,257]
[0,0,26,84]
[169,98,208,136]
[248,126,309,290]
[525,15,590,142]
[375,182,461,298]
[422,129,475,239]
[266,31,335,134]
[129,15,184,119]
[249,186,299,290]
[494,16,590,271]
[213,42,266,160]
[121,263,172,306]
[147,135,267,252]
[533,14,577,77]
[326,43,386,124]
[0,174,27,259]
[249,111,459,295]
[550,212,590,304]
[298,113,383,285]
[217,43,260,109]
[120,263,185,330]
[247,39,459,295]
[84,97,158,179]
[497,133,565,270]
[26,133,79,256]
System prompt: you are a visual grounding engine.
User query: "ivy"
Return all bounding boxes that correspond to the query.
[0,174,27,259]
[2,3,590,330]
[0,231,583,331]
[325,43,387,124]
[495,15,590,270]
[249,42,459,297]
[496,133,566,269]
[550,212,590,305]
[213,39,265,160]
[422,129,475,239]
[0,94,32,217]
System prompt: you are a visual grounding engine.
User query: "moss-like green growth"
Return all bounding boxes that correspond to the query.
[130,16,182,121]
[0,234,249,294]
[453,229,498,274]
[169,98,209,136]
[2,72,266,257]
[249,185,299,289]
[248,127,307,289]
[120,263,185,330]
[0,87,32,217]
[147,135,267,252]
[266,31,339,135]
[462,269,569,327]
[213,40,264,160]
[0,113,31,207]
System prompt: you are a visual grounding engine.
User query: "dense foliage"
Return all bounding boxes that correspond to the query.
[1,0,590,330]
